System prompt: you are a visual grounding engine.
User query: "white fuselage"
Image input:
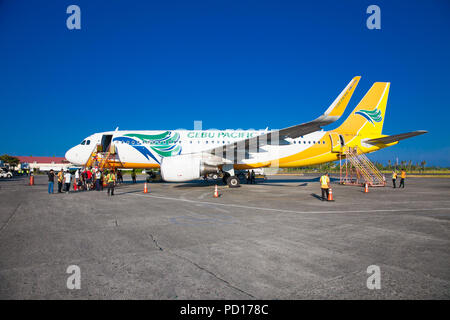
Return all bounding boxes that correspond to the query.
[65,129,328,168]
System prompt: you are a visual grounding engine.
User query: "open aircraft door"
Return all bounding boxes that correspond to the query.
[329,132,344,153]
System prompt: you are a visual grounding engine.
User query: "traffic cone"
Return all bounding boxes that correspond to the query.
[327,188,334,201]
[364,183,369,193]
[144,182,148,193]
[29,175,34,186]
[213,185,219,198]
[73,181,77,191]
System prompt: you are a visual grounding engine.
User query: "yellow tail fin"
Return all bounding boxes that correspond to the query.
[335,82,390,137]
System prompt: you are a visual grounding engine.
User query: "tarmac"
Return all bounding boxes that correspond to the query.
[0,174,449,299]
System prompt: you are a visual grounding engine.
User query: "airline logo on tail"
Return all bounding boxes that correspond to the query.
[355,108,383,126]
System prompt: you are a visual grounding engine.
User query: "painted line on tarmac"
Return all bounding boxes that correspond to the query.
[129,193,450,215]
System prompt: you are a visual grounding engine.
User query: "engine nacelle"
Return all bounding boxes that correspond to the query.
[160,155,218,182]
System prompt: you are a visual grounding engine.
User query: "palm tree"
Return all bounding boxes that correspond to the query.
[420,160,427,173]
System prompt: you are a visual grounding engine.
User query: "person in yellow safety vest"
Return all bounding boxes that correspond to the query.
[57,169,64,193]
[392,170,397,188]
[320,173,330,201]
[106,170,116,196]
[399,169,406,188]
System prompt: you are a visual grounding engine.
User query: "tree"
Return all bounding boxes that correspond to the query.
[0,154,20,168]
[420,160,427,173]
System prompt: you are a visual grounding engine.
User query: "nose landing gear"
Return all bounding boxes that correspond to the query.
[222,172,240,188]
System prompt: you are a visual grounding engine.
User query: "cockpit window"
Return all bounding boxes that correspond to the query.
[81,140,86,145]
[86,140,91,145]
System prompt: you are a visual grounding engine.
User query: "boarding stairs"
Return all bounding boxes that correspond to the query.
[85,143,122,171]
[339,146,386,187]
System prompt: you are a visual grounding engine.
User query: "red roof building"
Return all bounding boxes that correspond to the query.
[14,156,72,172]
[16,156,69,164]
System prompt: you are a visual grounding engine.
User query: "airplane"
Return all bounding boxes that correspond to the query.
[65,77,427,187]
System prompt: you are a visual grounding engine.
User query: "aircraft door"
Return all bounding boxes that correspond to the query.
[101,134,113,152]
[329,133,343,153]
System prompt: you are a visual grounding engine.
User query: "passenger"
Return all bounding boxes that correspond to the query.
[57,169,64,193]
[399,168,406,188]
[100,169,104,190]
[95,169,102,191]
[131,169,136,183]
[64,170,72,193]
[75,169,80,187]
[106,170,116,196]
[320,173,330,201]
[246,170,251,184]
[86,168,93,190]
[251,170,256,184]
[392,170,397,188]
[47,169,55,194]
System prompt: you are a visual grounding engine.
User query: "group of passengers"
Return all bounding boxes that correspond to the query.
[47,167,123,196]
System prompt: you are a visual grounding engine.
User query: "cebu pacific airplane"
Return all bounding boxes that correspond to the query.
[65,77,426,187]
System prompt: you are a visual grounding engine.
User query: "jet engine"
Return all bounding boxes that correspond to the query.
[160,155,218,182]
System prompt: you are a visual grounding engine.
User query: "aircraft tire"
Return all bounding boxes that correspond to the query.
[227,176,240,188]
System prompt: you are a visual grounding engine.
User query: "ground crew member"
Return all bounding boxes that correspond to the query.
[57,169,64,193]
[392,170,397,188]
[320,173,330,201]
[251,170,256,184]
[246,171,251,184]
[131,169,136,183]
[106,170,116,196]
[47,169,55,194]
[399,169,406,188]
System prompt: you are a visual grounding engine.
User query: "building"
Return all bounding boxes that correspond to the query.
[15,156,73,172]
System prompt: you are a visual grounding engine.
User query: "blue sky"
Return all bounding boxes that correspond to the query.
[1,0,449,165]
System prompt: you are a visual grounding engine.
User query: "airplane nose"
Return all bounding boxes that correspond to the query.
[65,147,78,165]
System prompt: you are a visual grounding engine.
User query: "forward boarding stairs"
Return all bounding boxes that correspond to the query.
[84,139,122,171]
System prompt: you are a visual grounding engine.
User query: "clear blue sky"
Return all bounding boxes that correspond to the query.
[1,0,449,165]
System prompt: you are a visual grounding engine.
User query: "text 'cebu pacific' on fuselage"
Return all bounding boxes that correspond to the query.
[65,77,427,187]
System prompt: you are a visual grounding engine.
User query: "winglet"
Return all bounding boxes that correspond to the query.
[314,76,361,125]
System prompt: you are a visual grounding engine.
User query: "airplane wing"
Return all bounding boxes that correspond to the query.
[366,130,428,145]
[200,76,361,162]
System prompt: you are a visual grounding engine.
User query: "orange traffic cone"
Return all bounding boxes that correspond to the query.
[144,182,148,193]
[213,185,219,198]
[364,183,369,193]
[29,175,34,186]
[327,188,334,201]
